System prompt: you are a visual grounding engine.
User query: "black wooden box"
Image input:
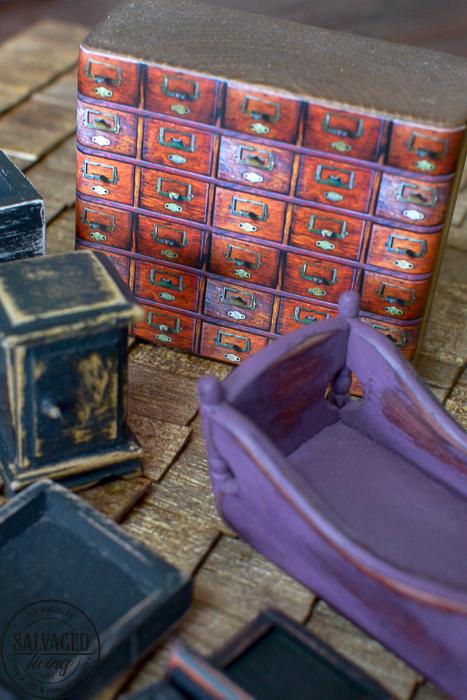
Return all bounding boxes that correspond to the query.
[0,250,144,494]
[0,148,45,261]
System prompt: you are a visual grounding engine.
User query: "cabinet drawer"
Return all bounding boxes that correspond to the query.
[76,198,132,250]
[375,173,451,227]
[212,187,286,243]
[145,65,218,124]
[304,105,382,161]
[209,233,280,288]
[360,316,421,360]
[289,206,364,260]
[204,279,274,330]
[366,224,441,275]
[134,260,200,310]
[143,118,213,175]
[361,270,431,320]
[133,303,196,351]
[136,216,204,268]
[77,101,138,157]
[140,169,209,223]
[78,50,139,106]
[76,242,130,284]
[387,122,464,176]
[200,321,268,364]
[76,152,134,205]
[224,83,301,143]
[217,136,294,194]
[296,155,374,212]
[282,251,356,303]
[276,297,337,335]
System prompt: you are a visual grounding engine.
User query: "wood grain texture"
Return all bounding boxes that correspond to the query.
[26,138,78,221]
[307,601,422,700]
[46,206,76,255]
[80,476,151,522]
[126,414,192,482]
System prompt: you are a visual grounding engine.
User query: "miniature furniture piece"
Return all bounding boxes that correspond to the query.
[199,291,467,700]
[76,0,467,368]
[0,479,192,700]
[0,148,45,261]
[0,250,144,495]
[128,609,390,700]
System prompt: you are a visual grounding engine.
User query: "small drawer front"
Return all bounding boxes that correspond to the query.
[204,279,274,330]
[387,122,464,175]
[140,168,209,223]
[366,224,441,275]
[304,105,382,161]
[360,316,421,360]
[224,83,301,143]
[217,136,294,194]
[76,152,134,205]
[78,50,139,106]
[289,206,365,261]
[375,173,452,226]
[145,66,218,124]
[134,260,200,310]
[276,297,338,335]
[282,251,356,303]
[361,270,431,320]
[210,233,280,288]
[76,198,132,250]
[133,303,196,351]
[200,321,268,364]
[296,155,374,212]
[213,187,286,243]
[77,101,138,157]
[136,215,204,268]
[77,242,131,284]
[143,118,213,174]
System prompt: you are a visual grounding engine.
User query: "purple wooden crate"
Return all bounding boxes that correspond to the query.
[199,290,467,700]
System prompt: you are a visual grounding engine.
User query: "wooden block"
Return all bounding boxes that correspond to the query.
[26,138,77,221]
[0,21,88,114]
[79,476,151,522]
[307,601,422,700]
[45,206,76,256]
[121,501,219,575]
[127,414,192,482]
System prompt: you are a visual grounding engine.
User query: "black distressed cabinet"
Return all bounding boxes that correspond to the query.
[0,250,144,495]
[0,148,45,261]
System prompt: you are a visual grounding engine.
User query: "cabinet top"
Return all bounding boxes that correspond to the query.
[0,251,143,341]
[82,0,467,127]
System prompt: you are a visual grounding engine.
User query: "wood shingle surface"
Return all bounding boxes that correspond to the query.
[0,21,466,700]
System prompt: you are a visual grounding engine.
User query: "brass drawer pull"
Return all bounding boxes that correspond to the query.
[151,225,187,248]
[85,59,123,87]
[241,95,281,123]
[156,177,193,201]
[377,282,415,307]
[235,145,275,171]
[82,160,119,184]
[84,109,121,134]
[215,331,251,354]
[307,215,348,239]
[148,312,181,334]
[225,245,262,270]
[315,164,355,190]
[293,306,329,324]
[161,75,200,101]
[149,269,184,292]
[407,131,448,159]
[386,234,427,258]
[81,207,116,233]
[300,263,338,286]
[371,323,407,347]
[396,182,438,208]
[220,287,256,311]
[158,127,196,152]
[322,112,364,139]
[230,196,268,222]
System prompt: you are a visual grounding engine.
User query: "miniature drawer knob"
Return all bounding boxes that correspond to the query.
[41,400,62,421]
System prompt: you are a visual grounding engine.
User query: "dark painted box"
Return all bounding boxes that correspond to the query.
[0,148,45,261]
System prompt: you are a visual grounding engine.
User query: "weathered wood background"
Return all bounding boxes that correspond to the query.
[0,20,466,700]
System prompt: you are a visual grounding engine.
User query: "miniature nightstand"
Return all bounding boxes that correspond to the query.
[0,250,144,495]
[0,148,45,261]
